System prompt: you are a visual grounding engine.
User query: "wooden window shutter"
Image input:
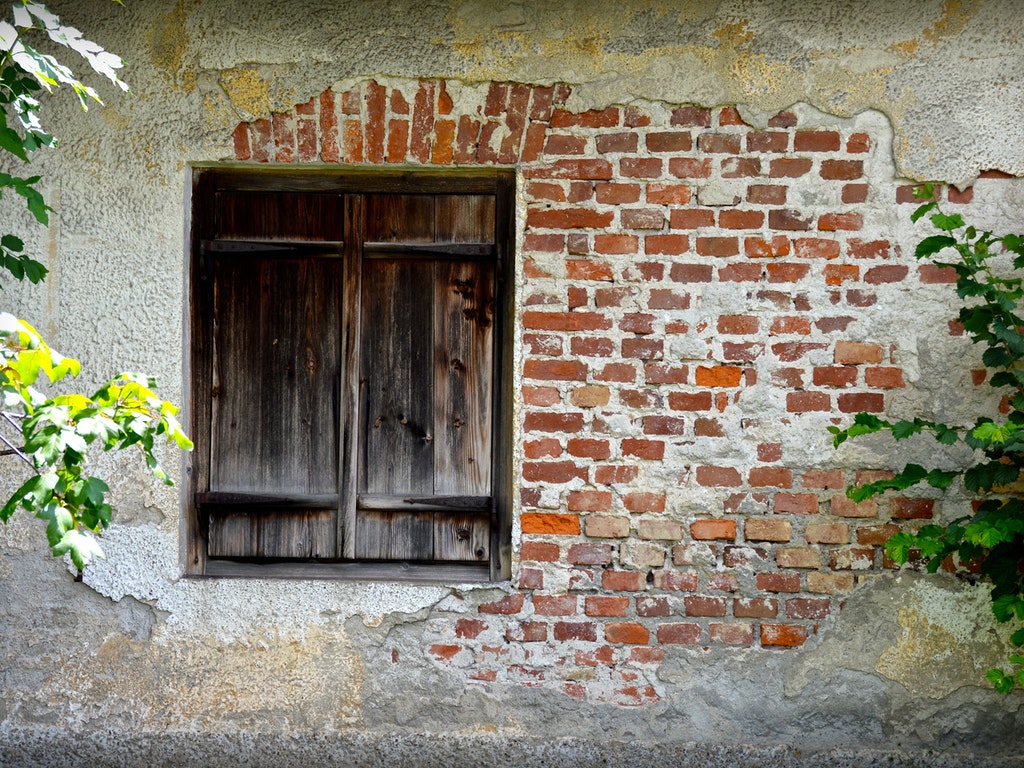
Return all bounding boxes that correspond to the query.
[353,193,496,563]
[187,168,512,580]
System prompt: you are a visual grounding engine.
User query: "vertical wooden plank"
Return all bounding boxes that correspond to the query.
[207,510,258,558]
[340,195,363,560]
[211,256,340,497]
[358,258,435,496]
[257,510,335,558]
[363,194,435,242]
[492,171,516,580]
[216,191,344,240]
[432,512,490,562]
[433,260,494,495]
[355,510,433,560]
[435,195,495,243]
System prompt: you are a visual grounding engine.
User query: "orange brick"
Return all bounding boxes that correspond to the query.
[520,513,581,535]
[761,624,808,647]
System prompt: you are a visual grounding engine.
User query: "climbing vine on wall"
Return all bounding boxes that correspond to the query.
[0,2,191,573]
[831,184,1024,692]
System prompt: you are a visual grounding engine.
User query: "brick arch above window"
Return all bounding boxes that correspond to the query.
[230,79,587,167]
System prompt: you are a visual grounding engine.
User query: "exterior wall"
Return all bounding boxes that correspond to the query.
[2,1,1024,765]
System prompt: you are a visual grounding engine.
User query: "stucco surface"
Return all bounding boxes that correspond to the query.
[2,1,1024,764]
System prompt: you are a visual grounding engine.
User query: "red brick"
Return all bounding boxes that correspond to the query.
[586,596,630,617]
[770,158,812,178]
[622,208,666,230]
[758,443,783,463]
[865,265,909,284]
[667,390,711,411]
[571,338,615,358]
[479,593,525,614]
[805,522,850,544]
[595,465,640,485]
[744,235,791,259]
[821,160,863,180]
[567,490,613,512]
[766,263,810,282]
[527,207,614,229]
[648,289,689,310]
[837,392,885,413]
[891,497,934,519]
[756,573,801,593]
[748,467,793,488]
[747,184,787,204]
[772,342,828,362]
[596,132,638,153]
[761,623,807,647]
[786,598,830,620]
[745,518,792,542]
[948,186,974,204]
[696,236,740,257]
[669,157,712,178]
[565,544,610,569]
[622,439,665,460]
[550,107,620,128]
[814,366,857,387]
[671,263,714,282]
[771,316,812,335]
[603,570,646,591]
[525,159,614,181]
[794,130,840,151]
[694,417,724,437]
[769,209,813,231]
[593,362,630,382]
[830,496,878,518]
[696,465,742,487]
[843,183,869,203]
[685,596,727,617]
[819,213,863,231]
[568,438,611,460]
[696,366,743,387]
[521,513,581,535]
[620,157,663,178]
[671,106,712,127]
[596,182,642,204]
[554,621,597,642]
[456,618,487,639]
[636,596,671,617]
[825,264,859,285]
[857,523,900,546]
[657,623,702,645]
[698,133,740,153]
[721,157,761,178]
[690,519,737,540]
[793,237,840,259]
[594,234,639,254]
[720,209,765,229]
[865,367,905,388]
[644,415,686,435]
[718,315,759,334]
[521,541,560,562]
[647,132,692,152]
[654,570,699,591]
[670,209,716,229]
[645,234,690,255]
[523,360,588,381]
[524,412,584,433]
[428,644,462,661]
[734,598,779,618]
[802,469,845,489]
[919,264,958,284]
[623,492,667,514]
[534,594,578,616]
[606,622,650,645]
[787,391,830,412]
[524,438,562,459]
[834,341,883,364]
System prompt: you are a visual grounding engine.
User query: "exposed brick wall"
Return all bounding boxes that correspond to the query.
[230,79,981,706]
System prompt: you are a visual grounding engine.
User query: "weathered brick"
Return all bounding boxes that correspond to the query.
[586,595,630,616]
[774,493,819,515]
[891,497,935,519]
[696,466,742,487]
[744,518,793,542]
[554,621,597,642]
[603,570,647,591]
[684,596,727,617]
[657,622,702,644]
[805,522,850,544]
[623,492,667,514]
[479,593,525,615]
[567,490,613,512]
[775,547,821,569]
[756,572,801,593]
[761,623,807,647]
[734,597,779,618]
[794,130,840,151]
[748,467,793,488]
[585,515,631,538]
[534,594,578,616]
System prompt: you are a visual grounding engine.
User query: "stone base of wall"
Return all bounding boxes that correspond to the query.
[2,727,1020,768]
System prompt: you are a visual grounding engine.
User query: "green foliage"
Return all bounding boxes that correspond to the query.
[831,183,1024,692]
[0,2,190,573]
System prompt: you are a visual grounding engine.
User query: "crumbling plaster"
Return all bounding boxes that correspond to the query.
[2,0,1024,764]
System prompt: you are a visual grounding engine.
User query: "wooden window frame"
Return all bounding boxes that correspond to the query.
[184,165,515,582]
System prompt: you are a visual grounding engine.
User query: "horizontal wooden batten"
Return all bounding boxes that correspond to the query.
[357,494,492,513]
[197,492,338,510]
[201,239,345,255]
[201,559,492,581]
[362,242,495,259]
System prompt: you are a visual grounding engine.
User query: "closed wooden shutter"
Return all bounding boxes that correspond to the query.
[188,169,512,579]
[354,194,496,562]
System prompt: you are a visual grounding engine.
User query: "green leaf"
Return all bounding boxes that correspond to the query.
[1010,628,1024,647]
[992,594,1020,623]
[986,668,1015,694]
[915,234,956,259]
[911,199,937,222]
[930,212,965,232]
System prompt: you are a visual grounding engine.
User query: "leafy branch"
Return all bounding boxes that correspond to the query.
[0,2,191,574]
[830,183,1024,693]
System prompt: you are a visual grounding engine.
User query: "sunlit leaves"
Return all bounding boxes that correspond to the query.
[841,183,1024,692]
